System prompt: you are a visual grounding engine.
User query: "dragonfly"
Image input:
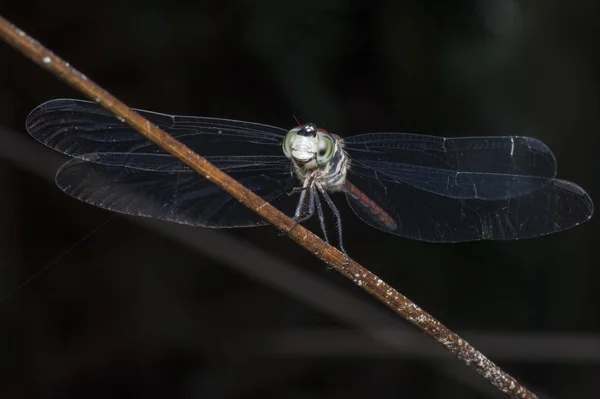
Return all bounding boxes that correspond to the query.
[26,99,593,254]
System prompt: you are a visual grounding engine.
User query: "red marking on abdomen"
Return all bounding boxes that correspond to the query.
[345,181,398,230]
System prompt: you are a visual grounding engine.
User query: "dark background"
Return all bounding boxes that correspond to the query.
[1,1,599,398]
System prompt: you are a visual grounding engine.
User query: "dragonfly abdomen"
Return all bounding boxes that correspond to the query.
[344,181,398,230]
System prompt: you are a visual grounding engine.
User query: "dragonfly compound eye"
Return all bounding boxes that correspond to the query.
[316,133,335,165]
[282,128,298,159]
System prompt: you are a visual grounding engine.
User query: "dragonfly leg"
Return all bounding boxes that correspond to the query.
[287,185,311,196]
[293,188,308,218]
[285,194,306,233]
[286,176,314,233]
[318,186,349,263]
[314,190,330,244]
[294,187,317,225]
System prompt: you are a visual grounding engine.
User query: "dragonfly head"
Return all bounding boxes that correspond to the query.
[283,123,336,169]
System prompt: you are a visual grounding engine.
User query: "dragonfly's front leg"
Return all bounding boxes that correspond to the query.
[293,175,313,217]
[287,184,311,196]
[317,185,349,263]
[314,190,330,244]
[294,187,317,224]
[286,175,315,233]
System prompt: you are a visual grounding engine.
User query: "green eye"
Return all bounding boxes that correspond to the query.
[316,133,335,165]
[282,130,297,158]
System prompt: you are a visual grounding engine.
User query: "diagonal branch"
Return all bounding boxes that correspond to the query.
[0,15,536,399]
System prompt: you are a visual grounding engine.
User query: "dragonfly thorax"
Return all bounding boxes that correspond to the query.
[282,123,349,191]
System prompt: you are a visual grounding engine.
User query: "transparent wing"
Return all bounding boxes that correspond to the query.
[344,133,558,199]
[349,159,556,200]
[26,99,288,159]
[26,99,299,227]
[345,164,593,242]
[55,153,299,228]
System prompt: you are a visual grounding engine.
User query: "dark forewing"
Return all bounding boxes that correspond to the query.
[345,164,593,242]
[55,153,298,227]
[26,99,288,159]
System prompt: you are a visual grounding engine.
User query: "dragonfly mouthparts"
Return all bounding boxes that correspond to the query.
[293,157,316,168]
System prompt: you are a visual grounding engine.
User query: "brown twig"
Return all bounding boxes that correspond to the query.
[0,15,536,399]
